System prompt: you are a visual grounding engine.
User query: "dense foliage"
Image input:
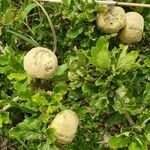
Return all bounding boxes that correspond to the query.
[0,0,150,149]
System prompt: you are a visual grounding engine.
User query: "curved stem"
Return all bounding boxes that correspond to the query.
[125,112,135,126]
[33,0,57,53]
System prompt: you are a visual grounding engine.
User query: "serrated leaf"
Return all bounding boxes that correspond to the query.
[89,37,111,71]
[32,93,48,106]
[116,46,138,71]
[9,116,42,141]
[7,73,27,81]
[96,36,109,50]
[90,48,111,71]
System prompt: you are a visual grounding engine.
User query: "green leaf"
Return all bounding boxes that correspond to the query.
[89,37,111,71]
[1,0,11,13]
[109,135,130,148]
[116,85,127,98]
[129,142,141,150]
[32,93,48,106]
[116,45,138,71]
[9,116,43,141]
[7,30,39,47]
[144,57,150,67]
[18,88,34,101]
[77,51,88,67]
[18,3,38,26]
[67,27,83,38]
[53,82,68,95]
[62,0,72,6]
[54,64,68,76]
[52,82,68,102]
[39,141,58,150]
[2,7,16,25]
[46,128,56,144]
[1,112,10,124]
[96,36,109,50]
[7,73,27,81]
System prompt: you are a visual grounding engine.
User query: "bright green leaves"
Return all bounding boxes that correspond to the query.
[32,93,48,106]
[89,37,111,72]
[52,82,68,102]
[109,134,130,149]
[116,45,139,71]
[144,55,150,68]
[0,112,10,128]
[0,46,24,74]
[7,73,27,81]
[9,116,57,148]
[67,26,84,39]
[9,116,43,141]
[129,142,142,150]
[8,72,32,92]
[109,133,149,150]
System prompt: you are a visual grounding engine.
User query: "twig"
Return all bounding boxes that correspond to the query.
[37,0,150,8]
[33,0,57,53]
[95,0,150,8]
[124,112,135,126]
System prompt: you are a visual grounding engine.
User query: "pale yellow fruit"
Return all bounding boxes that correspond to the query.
[97,6,126,34]
[23,47,58,79]
[119,12,144,44]
[50,110,79,144]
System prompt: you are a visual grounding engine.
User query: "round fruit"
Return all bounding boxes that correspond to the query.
[50,110,79,144]
[119,12,144,44]
[97,6,126,34]
[23,47,58,79]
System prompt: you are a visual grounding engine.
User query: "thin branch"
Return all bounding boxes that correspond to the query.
[95,0,150,8]
[37,0,150,8]
[124,112,135,126]
[33,0,57,53]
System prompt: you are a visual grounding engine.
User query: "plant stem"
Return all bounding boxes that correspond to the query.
[33,0,57,53]
[124,112,135,126]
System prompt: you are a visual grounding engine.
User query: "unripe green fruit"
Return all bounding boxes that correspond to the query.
[50,110,79,144]
[97,6,126,34]
[23,47,58,79]
[119,12,144,44]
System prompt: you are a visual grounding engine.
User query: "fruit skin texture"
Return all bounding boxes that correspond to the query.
[97,6,126,34]
[119,12,144,44]
[50,110,79,144]
[23,47,58,79]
